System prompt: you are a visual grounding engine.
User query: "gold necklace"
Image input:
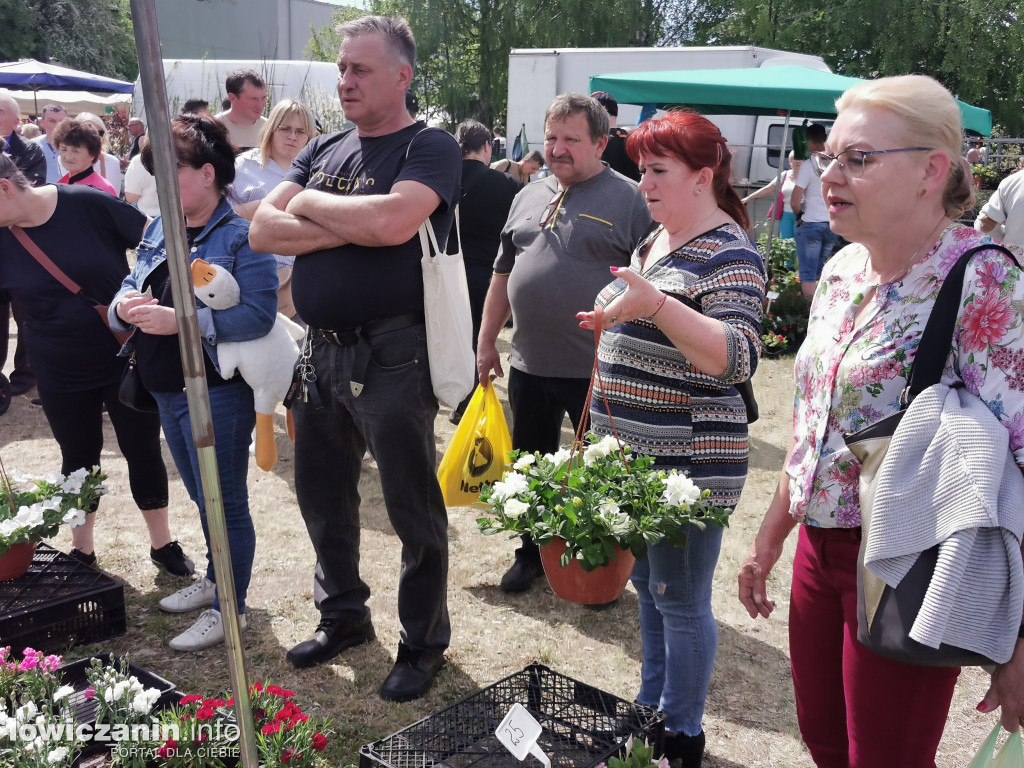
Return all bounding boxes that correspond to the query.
[866,216,950,286]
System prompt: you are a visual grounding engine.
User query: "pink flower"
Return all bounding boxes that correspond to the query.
[978,258,1009,293]
[961,291,1014,352]
[84,686,96,700]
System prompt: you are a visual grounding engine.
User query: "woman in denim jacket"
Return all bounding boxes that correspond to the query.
[109,114,278,652]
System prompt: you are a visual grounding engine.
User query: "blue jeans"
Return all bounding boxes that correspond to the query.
[631,523,725,737]
[153,380,257,614]
[796,221,840,282]
[292,323,450,654]
[778,211,798,241]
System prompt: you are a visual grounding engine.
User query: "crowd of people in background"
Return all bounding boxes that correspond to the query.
[5,15,1024,768]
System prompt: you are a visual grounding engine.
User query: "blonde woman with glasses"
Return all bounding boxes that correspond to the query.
[232,99,316,320]
[738,74,1024,766]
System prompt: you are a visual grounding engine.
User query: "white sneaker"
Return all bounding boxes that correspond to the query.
[158,577,217,613]
[168,609,247,652]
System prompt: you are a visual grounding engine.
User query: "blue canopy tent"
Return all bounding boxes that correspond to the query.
[0,59,134,115]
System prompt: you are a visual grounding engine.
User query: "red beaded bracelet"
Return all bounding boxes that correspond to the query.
[650,293,668,318]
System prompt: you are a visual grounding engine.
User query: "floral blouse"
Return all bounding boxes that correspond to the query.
[786,226,1024,528]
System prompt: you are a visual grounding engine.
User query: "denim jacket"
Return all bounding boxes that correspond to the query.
[109,196,278,375]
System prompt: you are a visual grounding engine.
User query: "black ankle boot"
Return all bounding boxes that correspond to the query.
[663,731,705,768]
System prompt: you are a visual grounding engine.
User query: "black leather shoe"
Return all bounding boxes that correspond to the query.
[664,730,705,768]
[500,551,544,593]
[9,380,35,397]
[286,617,375,668]
[379,642,446,702]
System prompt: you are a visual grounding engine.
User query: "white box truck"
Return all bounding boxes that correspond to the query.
[506,46,830,187]
[133,59,344,133]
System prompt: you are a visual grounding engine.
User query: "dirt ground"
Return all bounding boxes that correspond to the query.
[0,323,1008,767]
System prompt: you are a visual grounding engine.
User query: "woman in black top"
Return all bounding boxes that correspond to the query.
[449,120,520,422]
[0,143,194,577]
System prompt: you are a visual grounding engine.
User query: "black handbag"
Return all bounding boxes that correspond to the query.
[118,351,158,413]
[843,243,1017,666]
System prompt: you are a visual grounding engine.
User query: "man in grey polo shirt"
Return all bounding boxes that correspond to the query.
[477,92,653,592]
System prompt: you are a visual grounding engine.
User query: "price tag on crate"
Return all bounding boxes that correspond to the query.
[496,703,550,767]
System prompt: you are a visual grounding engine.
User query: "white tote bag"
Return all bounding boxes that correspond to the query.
[419,206,475,409]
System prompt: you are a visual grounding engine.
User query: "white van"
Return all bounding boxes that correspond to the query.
[133,59,345,133]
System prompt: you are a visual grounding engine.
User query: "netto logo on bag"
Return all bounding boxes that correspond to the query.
[467,436,494,477]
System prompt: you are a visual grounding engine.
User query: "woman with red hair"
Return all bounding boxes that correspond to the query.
[578,110,765,768]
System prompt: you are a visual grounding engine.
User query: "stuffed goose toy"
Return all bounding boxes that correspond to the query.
[191,258,304,471]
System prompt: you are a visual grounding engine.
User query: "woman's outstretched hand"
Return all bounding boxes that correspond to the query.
[576,266,665,330]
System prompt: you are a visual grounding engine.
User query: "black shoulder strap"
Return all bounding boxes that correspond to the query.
[906,242,1018,401]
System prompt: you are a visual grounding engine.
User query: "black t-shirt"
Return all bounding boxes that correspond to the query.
[450,159,520,277]
[602,127,641,182]
[134,230,236,394]
[284,122,462,330]
[0,185,145,391]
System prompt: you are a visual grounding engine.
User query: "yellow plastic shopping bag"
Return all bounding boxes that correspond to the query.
[437,384,512,507]
[969,722,1024,768]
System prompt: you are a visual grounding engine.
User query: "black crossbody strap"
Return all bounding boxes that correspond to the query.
[906,243,1018,401]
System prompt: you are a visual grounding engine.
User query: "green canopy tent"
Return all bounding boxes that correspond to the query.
[589,65,992,255]
[588,65,992,134]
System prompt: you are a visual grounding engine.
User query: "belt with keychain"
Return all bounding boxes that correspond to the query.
[284,312,424,410]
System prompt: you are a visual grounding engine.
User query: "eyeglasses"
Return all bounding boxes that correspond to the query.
[810,147,933,178]
[539,189,567,229]
[275,126,307,137]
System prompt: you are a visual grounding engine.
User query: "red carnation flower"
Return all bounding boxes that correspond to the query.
[156,739,178,759]
[312,733,327,751]
[280,748,294,763]
[262,723,280,736]
[180,694,204,705]
[196,707,215,721]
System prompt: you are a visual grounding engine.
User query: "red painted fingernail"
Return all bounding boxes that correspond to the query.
[977,702,989,712]
[610,266,619,272]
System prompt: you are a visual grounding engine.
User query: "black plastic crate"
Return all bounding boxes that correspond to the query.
[359,663,664,768]
[0,544,126,654]
[58,654,177,727]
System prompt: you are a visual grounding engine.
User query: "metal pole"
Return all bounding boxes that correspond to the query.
[764,111,790,275]
[128,3,257,766]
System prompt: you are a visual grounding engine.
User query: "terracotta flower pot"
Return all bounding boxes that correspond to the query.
[539,537,635,605]
[0,541,36,581]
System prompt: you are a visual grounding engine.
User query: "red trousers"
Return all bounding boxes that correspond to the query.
[789,525,959,768]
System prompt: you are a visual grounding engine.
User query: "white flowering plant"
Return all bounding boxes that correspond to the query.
[477,434,732,571]
[84,655,163,768]
[0,463,105,556]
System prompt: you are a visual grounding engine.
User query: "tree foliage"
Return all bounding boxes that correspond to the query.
[702,0,1024,134]
[303,0,1024,135]
[307,0,662,130]
[0,0,138,84]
